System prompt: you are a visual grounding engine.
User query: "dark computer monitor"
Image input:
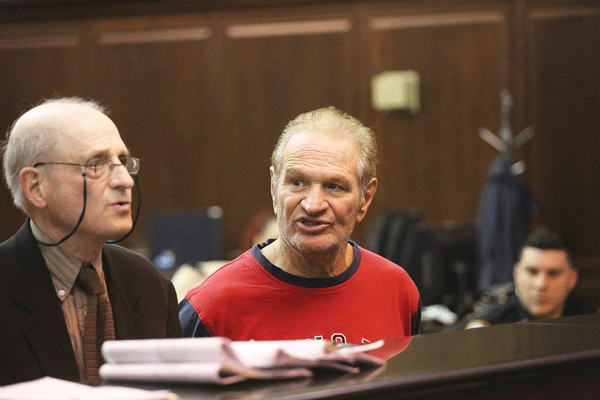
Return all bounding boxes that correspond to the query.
[403,222,479,315]
[146,207,223,272]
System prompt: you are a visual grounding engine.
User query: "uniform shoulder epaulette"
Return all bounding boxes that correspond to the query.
[468,282,514,313]
[462,283,520,328]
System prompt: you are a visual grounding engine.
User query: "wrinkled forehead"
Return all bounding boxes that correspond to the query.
[280,131,360,170]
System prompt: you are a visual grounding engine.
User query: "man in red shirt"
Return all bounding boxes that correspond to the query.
[180,107,421,344]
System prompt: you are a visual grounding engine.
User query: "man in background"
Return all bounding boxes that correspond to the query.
[456,226,583,329]
[180,106,421,344]
[0,98,181,385]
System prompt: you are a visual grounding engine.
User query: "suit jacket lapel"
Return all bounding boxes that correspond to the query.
[12,222,80,381]
[103,246,151,339]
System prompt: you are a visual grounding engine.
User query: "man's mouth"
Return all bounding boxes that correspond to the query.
[303,220,322,226]
[297,218,329,231]
[110,201,131,211]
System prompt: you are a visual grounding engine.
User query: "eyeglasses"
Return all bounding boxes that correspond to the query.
[34,157,140,179]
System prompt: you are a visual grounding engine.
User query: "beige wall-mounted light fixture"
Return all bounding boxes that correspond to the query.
[371,70,420,113]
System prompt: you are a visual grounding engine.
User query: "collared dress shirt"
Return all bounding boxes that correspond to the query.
[30,220,110,380]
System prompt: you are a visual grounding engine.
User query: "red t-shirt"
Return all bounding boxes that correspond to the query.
[181,240,421,344]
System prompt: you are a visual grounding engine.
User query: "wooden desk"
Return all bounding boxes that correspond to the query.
[115,314,600,399]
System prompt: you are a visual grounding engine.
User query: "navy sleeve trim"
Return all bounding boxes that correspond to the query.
[411,298,422,335]
[178,297,210,338]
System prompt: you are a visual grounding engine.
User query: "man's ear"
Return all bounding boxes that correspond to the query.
[19,167,47,208]
[356,178,377,223]
[269,167,277,213]
[568,268,579,292]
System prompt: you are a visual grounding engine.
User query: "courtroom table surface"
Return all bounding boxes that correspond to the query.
[109,313,600,400]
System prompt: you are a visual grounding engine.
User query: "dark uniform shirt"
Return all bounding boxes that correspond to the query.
[449,282,587,329]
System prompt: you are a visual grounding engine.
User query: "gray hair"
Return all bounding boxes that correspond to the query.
[1,97,106,212]
[271,107,378,196]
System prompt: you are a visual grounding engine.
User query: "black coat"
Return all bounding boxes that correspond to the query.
[0,221,182,385]
[476,156,537,292]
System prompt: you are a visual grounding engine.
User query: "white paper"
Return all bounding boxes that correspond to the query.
[99,362,312,385]
[230,339,337,368]
[0,377,175,400]
[102,337,234,365]
[99,337,386,385]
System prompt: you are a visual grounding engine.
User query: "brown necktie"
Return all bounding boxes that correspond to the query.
[76,263,116,382]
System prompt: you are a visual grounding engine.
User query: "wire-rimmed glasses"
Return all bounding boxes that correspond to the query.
[33,157,140,179]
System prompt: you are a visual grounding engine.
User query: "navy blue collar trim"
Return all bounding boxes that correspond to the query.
[251,239,361,289]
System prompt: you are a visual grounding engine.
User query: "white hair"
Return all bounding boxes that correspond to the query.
[2,97,106,212]
[271,106,378,197]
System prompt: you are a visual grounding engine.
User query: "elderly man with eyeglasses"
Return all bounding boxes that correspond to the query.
[0,97,182,386]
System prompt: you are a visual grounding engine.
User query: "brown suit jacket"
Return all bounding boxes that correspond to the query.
[0,221,182,385]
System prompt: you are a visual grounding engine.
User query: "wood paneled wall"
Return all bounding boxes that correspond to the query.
[523,4,600,285]
[0,1,598,277]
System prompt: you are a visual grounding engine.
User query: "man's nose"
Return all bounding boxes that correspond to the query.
[534,273,549,290]
[301,186,328,214]
[110,162,135,189]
